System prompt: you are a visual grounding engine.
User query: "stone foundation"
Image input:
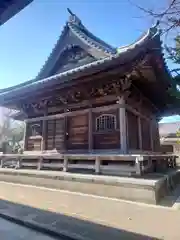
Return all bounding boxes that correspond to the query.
[0,168,179,205]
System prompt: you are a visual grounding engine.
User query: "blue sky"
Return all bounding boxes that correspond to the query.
[0,0,179,122]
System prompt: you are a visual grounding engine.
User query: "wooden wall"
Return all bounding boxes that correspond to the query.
[126,110,140,150]
[25,94,161,153]
[125,89,159,152]
[141,118,151,151]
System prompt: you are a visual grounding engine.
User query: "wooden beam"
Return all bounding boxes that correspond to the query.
[47,94,118,114]
[125,104,152,121]
[25,103,124,123]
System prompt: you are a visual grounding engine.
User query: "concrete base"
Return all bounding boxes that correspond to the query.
[0,169,179,205]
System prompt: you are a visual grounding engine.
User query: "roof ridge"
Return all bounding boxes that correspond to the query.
[69,22,116,55]
[66,9,116,54]
[117,24,159,53]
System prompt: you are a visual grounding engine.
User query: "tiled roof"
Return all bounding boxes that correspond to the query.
[69,20,116,55]
[0,53,120,97]
[0,23,159,99]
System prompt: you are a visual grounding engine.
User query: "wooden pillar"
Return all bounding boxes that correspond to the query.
[37,157,43,170]
[41,105,48,151]
[119,96,127,154]
[0,157,4,168]
[150,120,154,152]
[138,117,142,150]
[64,108,68,152]
[135,156,143,176]
[41,119,47,151]
[23,121,28,151]
[16,157,22,169]
[95,156,101,174]
[63,155,68,172]
[88,108,93,152]
[155,119,161,152]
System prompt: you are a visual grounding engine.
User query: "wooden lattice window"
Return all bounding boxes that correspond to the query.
[96,114,116,132]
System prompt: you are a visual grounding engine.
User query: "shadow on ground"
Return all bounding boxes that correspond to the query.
[159,182,180,207]
[0,199,161,240]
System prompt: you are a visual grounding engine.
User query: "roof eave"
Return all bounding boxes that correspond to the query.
[0,0,33,26]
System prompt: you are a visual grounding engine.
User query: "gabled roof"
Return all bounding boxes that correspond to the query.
[36,8,116,80]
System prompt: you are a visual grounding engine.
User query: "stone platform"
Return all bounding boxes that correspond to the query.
[1,182,180,240]
[0,168,179,204]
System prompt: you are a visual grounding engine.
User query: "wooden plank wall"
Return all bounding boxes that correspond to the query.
[141,118,151,151]
[93,132,120,149]
[66,114,88,150]
[126,110,140,150]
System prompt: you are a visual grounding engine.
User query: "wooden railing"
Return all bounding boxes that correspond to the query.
[0,152,177,176]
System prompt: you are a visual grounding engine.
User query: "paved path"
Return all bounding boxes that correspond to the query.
[0,181,180,239]
[0,217,58,240]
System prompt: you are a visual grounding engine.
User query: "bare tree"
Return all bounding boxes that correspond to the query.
[130,0,180,35]
[0,107,24,153]
[130,1,180,100]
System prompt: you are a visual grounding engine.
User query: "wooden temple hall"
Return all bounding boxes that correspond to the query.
[0,10,179,175]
